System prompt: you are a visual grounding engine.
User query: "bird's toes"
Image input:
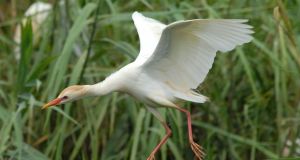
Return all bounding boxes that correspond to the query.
[190,141,205,160]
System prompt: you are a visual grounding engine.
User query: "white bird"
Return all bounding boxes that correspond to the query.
[43,11,253,160]
[14,2,52,59]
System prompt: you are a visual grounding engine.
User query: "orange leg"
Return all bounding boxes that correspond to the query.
[147,122,172,160]
[175,106,205,160]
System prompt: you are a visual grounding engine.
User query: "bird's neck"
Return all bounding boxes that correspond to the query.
[86,75,119,96]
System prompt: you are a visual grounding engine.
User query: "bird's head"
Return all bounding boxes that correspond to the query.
[42,85,88,109]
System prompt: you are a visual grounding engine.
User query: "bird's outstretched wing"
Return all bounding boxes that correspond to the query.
[141,19,253,90]
[132,12,166,64]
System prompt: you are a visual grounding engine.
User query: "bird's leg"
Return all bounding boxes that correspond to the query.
[146,106,172,160]
[147,122,172,160]
[175,106,205,160]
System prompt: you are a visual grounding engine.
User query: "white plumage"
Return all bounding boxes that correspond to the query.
[24,2,52,25]
[132,12,166,64]
[131,12,253,104]
[14,2,52,59]
[43,11,253,160]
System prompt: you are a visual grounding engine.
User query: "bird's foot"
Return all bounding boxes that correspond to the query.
[146,154,155,160]
[190,141,205,160]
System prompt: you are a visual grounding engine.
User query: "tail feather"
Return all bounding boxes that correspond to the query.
[172,90,208,103]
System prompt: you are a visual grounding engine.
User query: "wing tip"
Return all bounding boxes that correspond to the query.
[223,35,253,52]
[132,11,143,19]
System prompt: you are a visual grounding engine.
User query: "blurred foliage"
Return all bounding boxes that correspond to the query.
[0,0,300,160]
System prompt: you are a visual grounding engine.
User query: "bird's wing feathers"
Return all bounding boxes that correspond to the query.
[141,19,253,90]
[132,12,166,64]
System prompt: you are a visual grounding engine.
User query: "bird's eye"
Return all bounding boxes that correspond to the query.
[62,96,68,99]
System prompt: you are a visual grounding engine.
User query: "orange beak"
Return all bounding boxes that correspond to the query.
[42,98,63,109]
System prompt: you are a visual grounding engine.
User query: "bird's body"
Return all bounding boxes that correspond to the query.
[96,62,178,107]
[14,2,52,59]
[43,11,253,160]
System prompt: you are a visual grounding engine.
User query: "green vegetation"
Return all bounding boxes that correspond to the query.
[0,0,299,159]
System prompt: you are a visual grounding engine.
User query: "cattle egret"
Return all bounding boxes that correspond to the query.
[14,2,52,59]
[43,11,253,160]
